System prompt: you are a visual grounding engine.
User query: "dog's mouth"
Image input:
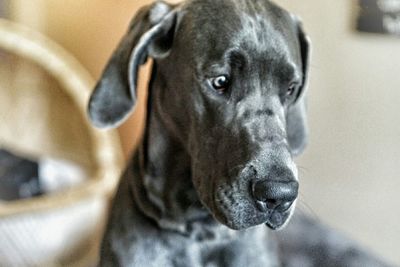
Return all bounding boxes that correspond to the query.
[207,186,297,231]
[193,163,298,231]
[264,207,294,230]
[214,202,295,231]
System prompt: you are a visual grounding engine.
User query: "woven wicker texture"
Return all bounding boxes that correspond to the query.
[0,18,124,266]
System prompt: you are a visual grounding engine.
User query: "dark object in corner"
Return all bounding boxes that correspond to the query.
[0,149,43,201]
[357,0,400,36]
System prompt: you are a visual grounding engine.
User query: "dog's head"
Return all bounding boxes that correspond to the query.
[88,0,310,231]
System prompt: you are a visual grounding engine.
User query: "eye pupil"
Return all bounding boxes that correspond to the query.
[212,75,229,93]
[287,84,296,96]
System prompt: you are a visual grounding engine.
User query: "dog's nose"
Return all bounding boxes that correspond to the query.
[252,180,299,212]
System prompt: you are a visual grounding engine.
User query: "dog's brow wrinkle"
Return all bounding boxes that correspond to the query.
[228,50,247,69]
[231,9,292,59]
[255,109,274,117]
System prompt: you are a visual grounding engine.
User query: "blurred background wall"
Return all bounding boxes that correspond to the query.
[278,1,400,265]
[3,0,400,265]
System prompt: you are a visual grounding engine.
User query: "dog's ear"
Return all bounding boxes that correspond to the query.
[88,1,178,128]
[286,19,311,156]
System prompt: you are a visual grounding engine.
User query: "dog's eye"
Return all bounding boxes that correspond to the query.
[286,83,299,98]
[283,82,301,105]
[211,75,230,94]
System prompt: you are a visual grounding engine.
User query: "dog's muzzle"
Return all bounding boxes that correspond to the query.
[252,180,298,213]
[251,169,299,230]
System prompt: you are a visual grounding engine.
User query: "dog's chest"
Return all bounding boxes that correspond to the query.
[104,170,280,267]
[174,225,280,267]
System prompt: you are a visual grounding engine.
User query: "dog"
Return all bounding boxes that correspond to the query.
[88,0,393,266]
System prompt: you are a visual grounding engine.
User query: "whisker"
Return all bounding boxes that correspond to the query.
[297,192,320,222]
[297,165,309,176]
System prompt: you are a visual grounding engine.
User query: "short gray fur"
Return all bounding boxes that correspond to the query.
[88,0,393,266]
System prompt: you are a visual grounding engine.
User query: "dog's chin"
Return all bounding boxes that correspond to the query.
[211,202,296,231]
[264,209,293,230]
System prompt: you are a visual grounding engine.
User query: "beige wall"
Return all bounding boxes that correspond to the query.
[9,0,400,265]
[278,0,400,265]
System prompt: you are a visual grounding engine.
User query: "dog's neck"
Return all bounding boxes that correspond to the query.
[130,92,225,238]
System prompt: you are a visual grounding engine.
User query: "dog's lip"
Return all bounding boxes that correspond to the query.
[208,183,295,230]
[211,198,275,230]
[210,193,257,230]
[265,209,291,230]
[213,202,290,231]
[210,191,233,228]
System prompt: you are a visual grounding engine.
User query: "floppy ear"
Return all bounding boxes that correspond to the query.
[88,1,178,128]
[286,20,311,156]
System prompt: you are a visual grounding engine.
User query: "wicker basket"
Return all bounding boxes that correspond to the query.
[0,18,124,266]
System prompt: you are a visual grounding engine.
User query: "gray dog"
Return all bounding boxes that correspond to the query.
[88,0,393,266]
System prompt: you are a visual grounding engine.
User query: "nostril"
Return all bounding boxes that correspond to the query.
[276,200,294,212]
[252,180,298,212]
[265,199,279,210]
[252,180,298,202]
[255,199,293,213]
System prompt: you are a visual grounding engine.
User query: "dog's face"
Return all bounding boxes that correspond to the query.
[88,0,310,231]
